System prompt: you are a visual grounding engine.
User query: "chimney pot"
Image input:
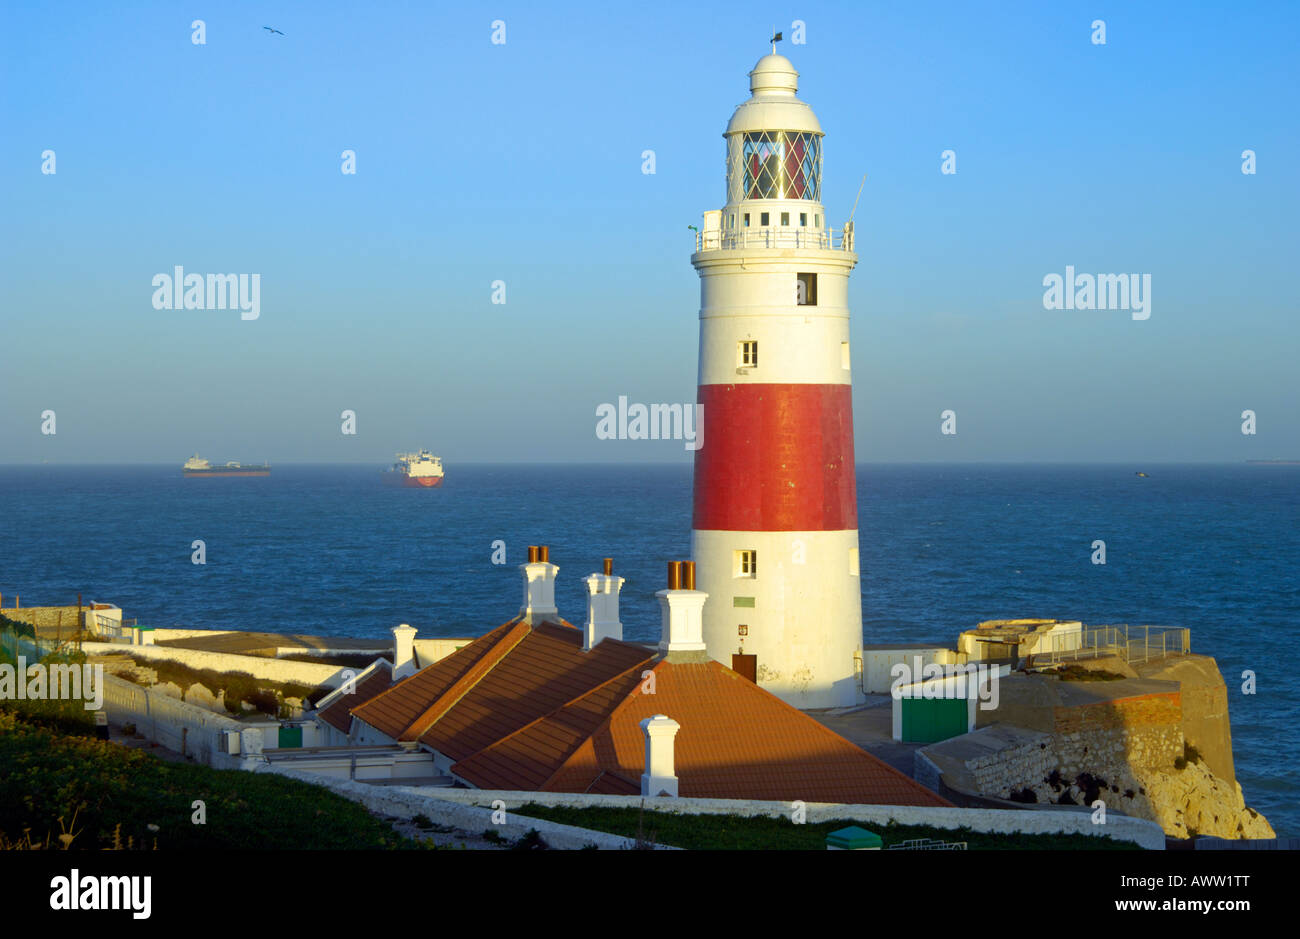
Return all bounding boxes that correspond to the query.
[538,545,549,562]
[682,560,695,590]
[603,557,613,576]
[640,714,681,797]
[667,560,682,590]
[528,545,539,563]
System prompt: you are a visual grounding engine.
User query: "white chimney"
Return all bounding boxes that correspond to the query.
[391,624,418,680]
[583,557,624,651]
[657,561,707,655]
[640,714,681,797]
[520,545,559,624]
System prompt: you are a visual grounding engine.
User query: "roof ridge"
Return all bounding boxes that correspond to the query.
[399,619,532,742]
[533,655,665,795]
[455,653,654,784]
[313,657,392,714]
[351,619,516,722]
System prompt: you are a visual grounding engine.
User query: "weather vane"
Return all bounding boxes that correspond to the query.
[770,29,783,54]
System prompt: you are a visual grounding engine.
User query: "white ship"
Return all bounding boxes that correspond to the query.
[384,450,444,487]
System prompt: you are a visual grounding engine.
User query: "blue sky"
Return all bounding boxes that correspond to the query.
[2,0,1296,463]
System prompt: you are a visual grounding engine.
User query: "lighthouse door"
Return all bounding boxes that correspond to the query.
[732,654,757,683]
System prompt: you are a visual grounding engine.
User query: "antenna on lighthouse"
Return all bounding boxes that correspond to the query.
[848,174,867,224]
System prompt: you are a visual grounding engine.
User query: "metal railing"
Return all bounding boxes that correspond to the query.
[887,839,968,851]
[693,226,854,253]
[1030,624,1190,667]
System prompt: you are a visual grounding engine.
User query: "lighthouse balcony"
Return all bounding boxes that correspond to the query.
[693,225,854,253]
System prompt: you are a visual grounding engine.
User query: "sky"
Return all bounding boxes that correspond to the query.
[1,0,1297,464]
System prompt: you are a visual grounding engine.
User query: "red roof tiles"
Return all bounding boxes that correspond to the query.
[343,617,949,807]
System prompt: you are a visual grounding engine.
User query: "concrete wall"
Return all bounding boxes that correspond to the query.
[413,637,476,668]
[863,647,963,695]
[81,642,346,689]
[412,787,1166,850]
[100,674,250,768]
[254,765,669,849]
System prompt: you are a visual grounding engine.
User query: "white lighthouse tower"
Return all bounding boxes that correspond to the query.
[690,51,863,709]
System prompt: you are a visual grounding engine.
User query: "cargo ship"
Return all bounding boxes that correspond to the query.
[183,454,270,477]
[384,450,444,487]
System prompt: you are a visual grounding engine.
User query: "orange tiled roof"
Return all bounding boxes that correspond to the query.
[416,622,655,761]
[350,620,520,740]
[459,659,950,807]
[317,662,393,733]
[346,615,948,807]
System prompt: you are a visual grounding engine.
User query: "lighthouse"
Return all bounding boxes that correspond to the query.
[690,51,863,709]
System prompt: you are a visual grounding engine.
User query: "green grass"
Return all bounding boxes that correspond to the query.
[0,711,418,850]
[513,803,1140,850]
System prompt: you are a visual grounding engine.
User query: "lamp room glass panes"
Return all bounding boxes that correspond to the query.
[727,131,822,203]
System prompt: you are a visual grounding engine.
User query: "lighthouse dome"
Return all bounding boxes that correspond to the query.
[726,54,822,136]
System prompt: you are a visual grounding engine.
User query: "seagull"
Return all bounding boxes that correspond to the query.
[263,26,285,36]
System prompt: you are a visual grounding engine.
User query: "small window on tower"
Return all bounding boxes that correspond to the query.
[738,340,758,368]
[760,212,770,226]
[743,213,750,227]
[841,341,851,370]
[781,212,790,226]
[735,549,757,578]
[729,214,735,228]
[815,214,821,227]
[796,273,818,306]
[800,213,807,226]
[849,548,860,577]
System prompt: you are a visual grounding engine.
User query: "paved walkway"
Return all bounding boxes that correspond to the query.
[805,696,925,779]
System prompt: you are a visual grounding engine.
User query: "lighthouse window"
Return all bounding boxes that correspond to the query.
[739,340,758,367]
[781,212,790,226]
[760,212,770,226]
[731,131,822,202]
[800,213,807,226]
[796,273,818,306]
[736,550,757,578]
[743,213,750,227]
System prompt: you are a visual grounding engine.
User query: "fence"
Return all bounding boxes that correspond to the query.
[1030,624,1190,667]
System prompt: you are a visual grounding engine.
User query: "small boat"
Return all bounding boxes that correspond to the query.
[1135,472,1149,478]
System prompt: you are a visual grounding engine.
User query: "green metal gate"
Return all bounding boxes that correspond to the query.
[900,698,968,743]
[277,725,303,748]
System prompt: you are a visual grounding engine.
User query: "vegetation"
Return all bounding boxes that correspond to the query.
[0,711,417,850]
[117,654,330,715]
[0,641,97,735]
[512,803,1139,850]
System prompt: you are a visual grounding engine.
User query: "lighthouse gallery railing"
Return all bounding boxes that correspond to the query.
[693,226,854,252]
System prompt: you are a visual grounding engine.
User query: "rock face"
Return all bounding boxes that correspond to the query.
[183,682,223,713]
[1141,762,1273,840]
[930,657,1273,840]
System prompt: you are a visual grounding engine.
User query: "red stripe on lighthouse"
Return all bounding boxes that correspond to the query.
[692,383,857,531]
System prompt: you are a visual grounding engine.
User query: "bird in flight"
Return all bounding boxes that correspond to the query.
[263,26,285,36]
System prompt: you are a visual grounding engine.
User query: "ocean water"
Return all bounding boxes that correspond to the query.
[0,463,1295,835]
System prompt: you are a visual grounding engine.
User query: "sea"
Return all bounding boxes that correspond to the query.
[1,463,1295,836]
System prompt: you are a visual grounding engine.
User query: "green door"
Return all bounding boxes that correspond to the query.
[901,698,968,743]
[278,725,303,748]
